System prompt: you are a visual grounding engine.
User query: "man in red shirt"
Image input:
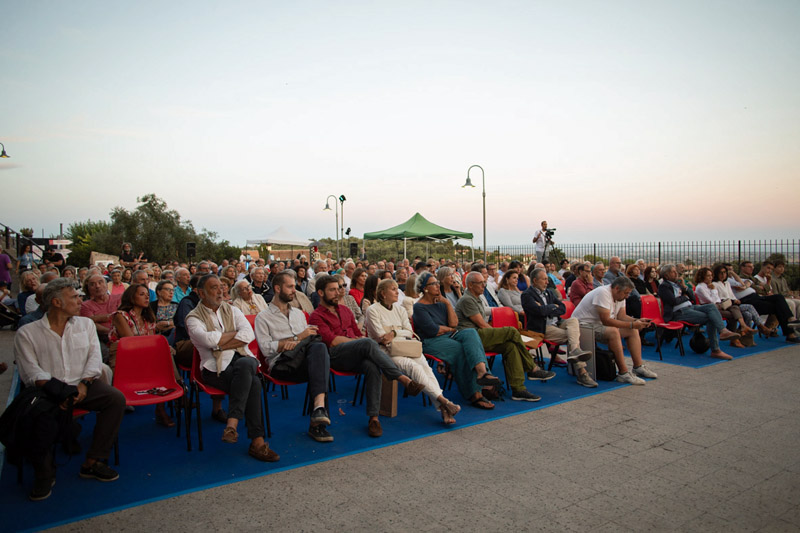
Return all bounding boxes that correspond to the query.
[569,263,595,307]
[309,275,423,438]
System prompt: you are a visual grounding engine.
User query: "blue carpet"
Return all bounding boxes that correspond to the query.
[0,359,628,532]
[639,328,789,368]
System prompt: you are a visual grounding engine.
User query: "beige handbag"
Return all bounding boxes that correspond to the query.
[389,331,423,358]
[719,299,733,310]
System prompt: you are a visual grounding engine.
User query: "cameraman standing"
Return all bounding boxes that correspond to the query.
[532,221,553,263]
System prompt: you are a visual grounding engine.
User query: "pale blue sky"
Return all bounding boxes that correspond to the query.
[2,1,799,248]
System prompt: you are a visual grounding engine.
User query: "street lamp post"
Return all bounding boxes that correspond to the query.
[323,195,340,259]
[462,164,486,262]
[339,195,347,257]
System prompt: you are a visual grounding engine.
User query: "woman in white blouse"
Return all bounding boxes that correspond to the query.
[401,273,419,318]
[711,264,772,336]
[694,267,752,347]
[366,279,460,425]
[497,270,524,314]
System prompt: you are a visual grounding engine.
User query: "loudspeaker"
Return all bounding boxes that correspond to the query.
[349,242,358,257]
[186,242,196,258]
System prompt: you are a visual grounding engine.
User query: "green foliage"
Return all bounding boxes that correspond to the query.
[64,194,246,266]
[19,227,34,238]
[65,220,112,267]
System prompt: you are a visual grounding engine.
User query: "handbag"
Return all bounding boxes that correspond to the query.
[719,299,732,310]
[389,331,423,358]
[274,334,323,372]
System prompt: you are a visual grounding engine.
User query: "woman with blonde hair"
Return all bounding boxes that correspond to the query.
[366,279,460,424]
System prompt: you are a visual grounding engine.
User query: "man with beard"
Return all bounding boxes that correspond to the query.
[254,272,333,443]
[309,275,424,438]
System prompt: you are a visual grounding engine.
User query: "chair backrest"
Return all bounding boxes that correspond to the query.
[491,306,519,328]
[556,284,566,299]
[561,300,575,319]
[245,314,257,330]
[640,294,664,321]
[114,335,177,390]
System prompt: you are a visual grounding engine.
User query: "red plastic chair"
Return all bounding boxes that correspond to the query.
[113,335,189,451]
[189,348,229,451]
[641,294,687,359]
[556,284,566,300]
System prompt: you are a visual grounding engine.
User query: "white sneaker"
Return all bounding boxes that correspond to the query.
[615,371,646,385]
[633,364,658,379]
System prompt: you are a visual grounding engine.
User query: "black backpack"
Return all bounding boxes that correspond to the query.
[594,347,617,381]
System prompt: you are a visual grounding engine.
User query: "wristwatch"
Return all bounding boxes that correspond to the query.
[292,335,299,341]
[80,379,93,388]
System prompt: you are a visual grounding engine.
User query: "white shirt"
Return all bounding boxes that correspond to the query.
[695,283,721,305]
[365,302,414,353]
[186,303,255,373]
[533,229,546,252]
[25,296,39,314]
[572,285,625,324]
[713,280,737,301]
[15,314,103,386]
[728,278,755,299]
[254,303,309,370]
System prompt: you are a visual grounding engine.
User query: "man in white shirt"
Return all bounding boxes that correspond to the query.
[255,272,332,443]
[187,274,278,462]
[532,220,550,263]
[15,278,125,500]
[572,277,657,385]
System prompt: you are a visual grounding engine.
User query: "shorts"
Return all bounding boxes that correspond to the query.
[582,322,611,342]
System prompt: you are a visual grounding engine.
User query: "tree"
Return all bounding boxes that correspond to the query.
[65,220,112,267]
[64,194,247,266]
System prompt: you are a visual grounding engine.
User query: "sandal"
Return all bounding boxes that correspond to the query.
[442,400,461,417]
[470,395,495,410]
[441,407,456,425]
[476,373,501,387]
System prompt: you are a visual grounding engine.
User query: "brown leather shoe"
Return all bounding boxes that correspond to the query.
[248,443,280,462]
[368,419,382,438]
[404,380,425,397]
[221,427,238,443]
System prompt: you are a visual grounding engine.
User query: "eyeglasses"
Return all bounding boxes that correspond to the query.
[338,285,345,289]
[426,264,434,268]
[426,281,440,287]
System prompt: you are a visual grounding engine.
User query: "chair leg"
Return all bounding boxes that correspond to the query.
[263,381,272,439]
[195,386,204,452]
[302,384,310,416]
[655,329,664,361]
[330,373,337,392]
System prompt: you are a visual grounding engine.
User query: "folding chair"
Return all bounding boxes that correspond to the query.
[113,335,189,451]
[640,294,687,359]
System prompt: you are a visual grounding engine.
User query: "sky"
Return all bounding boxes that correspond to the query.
[2,0,799,250]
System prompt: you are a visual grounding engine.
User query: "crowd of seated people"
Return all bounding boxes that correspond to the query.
[4,243,800,501]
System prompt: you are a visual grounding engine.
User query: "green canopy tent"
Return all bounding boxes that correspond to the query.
[363,212,474,260]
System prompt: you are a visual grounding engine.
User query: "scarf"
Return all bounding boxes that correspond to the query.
[187,301,248,375]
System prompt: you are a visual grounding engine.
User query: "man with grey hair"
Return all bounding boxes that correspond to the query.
[456,271,555,402]
[591,263,606,289]
[305,260,329,297]
[522,268,596,388]
[343,261,356,290]
[15,278,126,499]
[196,261,212,275]
[572,276,657,385]
[130,270,156,302]
[603,257,624,286]
[636,259,646,280]
[658,264,746,359]
[172,267,191,304]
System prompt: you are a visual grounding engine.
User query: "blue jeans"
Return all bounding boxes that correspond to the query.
[674,304,724,351]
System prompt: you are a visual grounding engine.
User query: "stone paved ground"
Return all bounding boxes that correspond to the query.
[1,329,799,532]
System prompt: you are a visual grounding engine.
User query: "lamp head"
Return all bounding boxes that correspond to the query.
[323,201,331,211]
[0,143,8,158]
[462,176,475,188]
[339,195,346,202]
